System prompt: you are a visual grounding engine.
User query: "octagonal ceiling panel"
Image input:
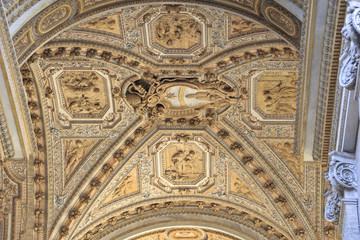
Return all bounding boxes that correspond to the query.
[146,12,203,54]
[48,5,283,67]
[56,71,110,118]
[150,132,215,193]
[69,127,287,239]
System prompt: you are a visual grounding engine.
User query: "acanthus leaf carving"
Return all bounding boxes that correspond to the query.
[339,5,360,89]
[324,151,357,224]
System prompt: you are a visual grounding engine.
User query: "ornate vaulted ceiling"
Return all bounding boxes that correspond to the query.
[0,0,344,240]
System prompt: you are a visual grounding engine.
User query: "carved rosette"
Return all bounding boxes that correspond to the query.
[324,151,357,224]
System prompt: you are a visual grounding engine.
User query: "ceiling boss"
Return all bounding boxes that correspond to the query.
[125,75,238,119]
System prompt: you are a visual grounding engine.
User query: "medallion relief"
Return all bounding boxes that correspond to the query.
[164,228,207,240]
[34,2,75,35]
[131,227,239,240]
[263,4,299,37]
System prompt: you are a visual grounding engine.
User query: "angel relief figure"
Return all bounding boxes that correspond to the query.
[67,94,102,114]
[81,17,117,32]
[232,176,258,199]
[154,15,201,48]
[165,148,202,181]
[65,140,92,179]
[111,176,134,199]
[263,79,297,114]
[62,72,98,92]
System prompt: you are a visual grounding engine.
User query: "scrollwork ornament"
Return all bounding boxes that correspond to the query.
[324,185,341,224]
[324,151,357,224]
[327,151,357,192]
[339,56,358,89]
[348,8,360,46]
[335,163,357,189]
[338,6,360,89]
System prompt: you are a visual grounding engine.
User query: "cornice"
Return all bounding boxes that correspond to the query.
[313,0,346,162]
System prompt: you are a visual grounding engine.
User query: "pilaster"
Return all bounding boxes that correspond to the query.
[325,1,360,238]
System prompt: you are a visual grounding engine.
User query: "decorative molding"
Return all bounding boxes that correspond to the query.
[311,0,346,161]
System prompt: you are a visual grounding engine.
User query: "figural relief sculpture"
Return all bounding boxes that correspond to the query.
[59,71,107,116]
[150,132,215,193]
[164,144,204,182]
[154,14,201,49]
[125,76,238,119]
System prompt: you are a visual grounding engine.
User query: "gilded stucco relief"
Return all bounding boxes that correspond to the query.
[229,169,261,202]
[103,166,139,204]
[228,15,266,39]
[163,144,204,182]
[0,0,336,239]
[152,14,201,49]
[58,71,108,116]
[63,139,99,180]
[125,76,238,118]
[254,71,298,117]
[78,15,123,37]
[129,228,239,240]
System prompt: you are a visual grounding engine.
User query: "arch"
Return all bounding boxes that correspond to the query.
[12,0,301,65]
